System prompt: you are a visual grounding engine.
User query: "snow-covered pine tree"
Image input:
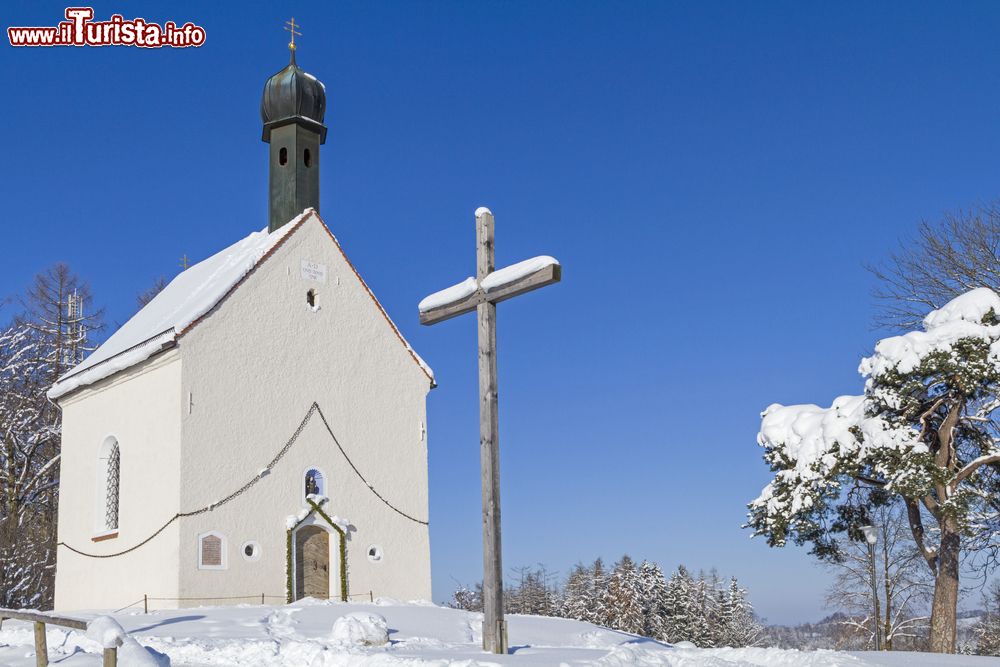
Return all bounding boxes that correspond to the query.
[662,565,695,643]
[599,555,644,634]
[688,571,714,648]
[589,558,608,626]
[711,575,730,647]
[561,563,593,622]
[637,560,668,640]
[719,577,763,647]
[748,288,1000,653]
[714,576,739,647]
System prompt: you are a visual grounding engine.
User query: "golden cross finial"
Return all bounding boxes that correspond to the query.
[285,17,301,52]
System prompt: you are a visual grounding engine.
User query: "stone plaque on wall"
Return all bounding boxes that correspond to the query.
[301,260,327,283]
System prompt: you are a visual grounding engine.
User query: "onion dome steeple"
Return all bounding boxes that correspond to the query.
[261,18,327,232]
[260,49,327,143]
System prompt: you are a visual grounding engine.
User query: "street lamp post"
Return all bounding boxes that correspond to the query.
[861,524,881,651]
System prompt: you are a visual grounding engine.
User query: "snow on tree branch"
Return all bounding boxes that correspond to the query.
[748,286,1000,653]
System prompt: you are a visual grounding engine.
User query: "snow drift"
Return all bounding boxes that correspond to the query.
[0,600,994,666]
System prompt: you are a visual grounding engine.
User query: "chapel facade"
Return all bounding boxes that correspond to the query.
[52,46,434,611]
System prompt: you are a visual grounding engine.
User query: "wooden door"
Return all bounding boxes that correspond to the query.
[295,525,330,600]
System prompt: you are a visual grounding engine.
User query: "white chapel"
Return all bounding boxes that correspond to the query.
[50,46,435,611]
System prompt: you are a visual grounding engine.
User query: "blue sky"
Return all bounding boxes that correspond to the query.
[5,1,1000,623]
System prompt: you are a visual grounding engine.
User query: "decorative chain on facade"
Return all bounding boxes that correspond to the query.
[59,402,427,559]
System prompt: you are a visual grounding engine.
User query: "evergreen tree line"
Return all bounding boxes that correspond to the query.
[449,555,763,648]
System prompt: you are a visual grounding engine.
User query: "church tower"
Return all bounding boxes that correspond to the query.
[260,31,327,232]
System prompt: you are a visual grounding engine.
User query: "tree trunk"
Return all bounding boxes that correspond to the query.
[928,524,960,653]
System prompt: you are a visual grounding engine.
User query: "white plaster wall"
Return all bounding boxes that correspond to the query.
[177,215,432,605]
[54,350,183,611]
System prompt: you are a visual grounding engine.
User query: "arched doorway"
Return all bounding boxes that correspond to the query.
[286,498,349,603]
[294,525,330,600]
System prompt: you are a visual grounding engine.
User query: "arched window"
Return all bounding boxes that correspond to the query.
[303,148,312,167]
[306,289,316,308]
[304,467,326,499]
[105,443,120,530]
[279,147,288,165]
[96,436,120,533]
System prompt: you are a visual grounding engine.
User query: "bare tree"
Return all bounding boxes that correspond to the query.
[825,503,933,650]
[869,204,1000,331]
[506,564,558,616]
[136,275,169,310]
[17,263,103,384]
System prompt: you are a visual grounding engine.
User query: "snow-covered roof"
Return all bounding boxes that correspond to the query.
[49,209,433,400]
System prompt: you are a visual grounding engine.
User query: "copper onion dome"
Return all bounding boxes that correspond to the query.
[260,50,327,143]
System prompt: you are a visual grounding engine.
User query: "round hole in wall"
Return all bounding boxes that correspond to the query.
[241,540,261,562]
[367,545,383,563]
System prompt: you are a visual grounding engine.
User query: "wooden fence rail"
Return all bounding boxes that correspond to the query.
[0,609,116,667]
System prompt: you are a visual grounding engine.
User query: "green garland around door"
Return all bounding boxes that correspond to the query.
[286,498,348,603]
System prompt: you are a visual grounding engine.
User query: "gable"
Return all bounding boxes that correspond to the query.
[49,209,433,400]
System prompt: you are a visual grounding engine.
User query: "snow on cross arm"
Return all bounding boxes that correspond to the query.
[417,256,561,314]
[417,276,478,313]
[481,255,560,293]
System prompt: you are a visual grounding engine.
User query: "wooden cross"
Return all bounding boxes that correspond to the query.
[179,254,189,271]
[419,207,561,654]
[285,17,301,51]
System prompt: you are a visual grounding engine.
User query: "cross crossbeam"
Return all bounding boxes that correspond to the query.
[284,17,301,50]
[419,207,560,655]
[419,257,560,325]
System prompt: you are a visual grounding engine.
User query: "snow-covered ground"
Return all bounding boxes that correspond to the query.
[0,599,993,666]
